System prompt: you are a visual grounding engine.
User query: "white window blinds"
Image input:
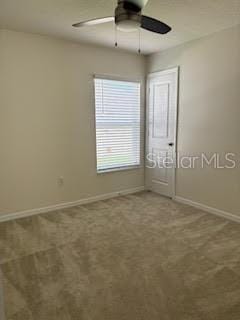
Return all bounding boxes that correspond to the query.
[94,77,141,172]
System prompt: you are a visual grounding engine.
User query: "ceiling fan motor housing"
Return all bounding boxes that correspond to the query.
[115,1,142,32]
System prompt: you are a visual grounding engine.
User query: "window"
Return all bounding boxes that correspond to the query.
[94,77,141,173]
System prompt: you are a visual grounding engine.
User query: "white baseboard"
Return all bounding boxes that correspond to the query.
[174,196,240,224]
[0,186,145,223]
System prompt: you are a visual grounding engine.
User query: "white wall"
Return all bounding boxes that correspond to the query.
[0,30,146,215]
[2,25,240,218]
[147,24,240,216]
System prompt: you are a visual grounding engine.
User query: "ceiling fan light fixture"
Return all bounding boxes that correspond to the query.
[116,19,141,32]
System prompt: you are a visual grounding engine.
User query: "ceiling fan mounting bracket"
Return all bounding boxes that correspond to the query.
[118,0,142,12]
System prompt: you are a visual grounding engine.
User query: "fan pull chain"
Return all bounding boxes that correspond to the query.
[138,28,141,54]
[115,25,118,48]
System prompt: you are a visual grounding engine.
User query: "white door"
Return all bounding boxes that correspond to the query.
[146,68,178,198]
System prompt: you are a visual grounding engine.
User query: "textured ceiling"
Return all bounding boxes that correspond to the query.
[0,0,240,55]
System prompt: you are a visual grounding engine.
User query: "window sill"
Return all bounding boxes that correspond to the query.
[97,165,141,174]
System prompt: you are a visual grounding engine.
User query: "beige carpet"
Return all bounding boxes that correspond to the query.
[0,191,240,320]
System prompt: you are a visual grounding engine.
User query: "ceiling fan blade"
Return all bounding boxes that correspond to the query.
[73,17,114,28]
[141,15,171,34]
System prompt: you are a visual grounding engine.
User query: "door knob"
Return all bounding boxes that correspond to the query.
[168,142,174,146]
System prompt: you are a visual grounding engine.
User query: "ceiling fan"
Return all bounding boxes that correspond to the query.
[72,0,171,35]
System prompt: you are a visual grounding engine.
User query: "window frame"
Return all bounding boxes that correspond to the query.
[93,75,142,174]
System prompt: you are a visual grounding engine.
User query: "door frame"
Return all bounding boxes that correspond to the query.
[145,66,179,198]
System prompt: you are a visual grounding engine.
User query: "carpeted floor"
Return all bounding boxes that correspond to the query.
[0,191,240,320]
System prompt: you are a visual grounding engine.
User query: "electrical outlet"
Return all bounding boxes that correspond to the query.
[57,176,64,187]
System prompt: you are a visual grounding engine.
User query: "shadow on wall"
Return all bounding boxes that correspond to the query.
[0,269,5,320]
